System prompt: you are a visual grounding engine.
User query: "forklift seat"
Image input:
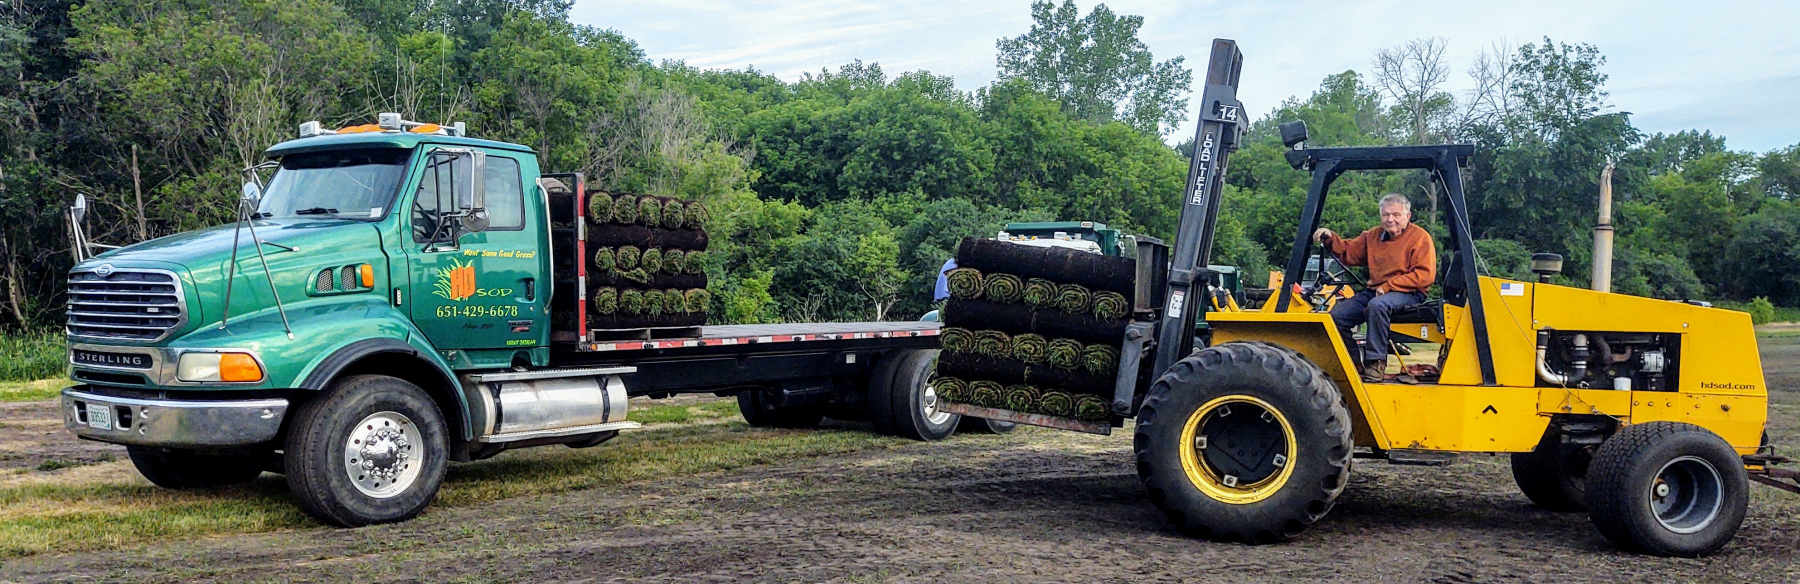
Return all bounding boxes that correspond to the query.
[1388,298,1442,325]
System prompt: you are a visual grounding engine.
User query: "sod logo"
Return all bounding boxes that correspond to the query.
[433,258,477,301]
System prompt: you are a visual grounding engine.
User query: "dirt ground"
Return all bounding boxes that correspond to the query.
[4,337,1799,583]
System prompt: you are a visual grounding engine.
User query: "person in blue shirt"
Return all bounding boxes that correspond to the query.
[933,258,957,302]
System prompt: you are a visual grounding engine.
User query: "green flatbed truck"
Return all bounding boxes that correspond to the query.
[60,115,957,526]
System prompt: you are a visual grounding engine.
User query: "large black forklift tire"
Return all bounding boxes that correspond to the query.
[876,349,960,441]
[1585,421,1748,556]
[126,446,266,489]
[1134,342,1352,543]
[1510,437,1592,512]
[283,375,450,527]
[737,388,825,428]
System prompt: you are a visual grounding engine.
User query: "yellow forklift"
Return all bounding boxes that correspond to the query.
[1054,39,1795,556]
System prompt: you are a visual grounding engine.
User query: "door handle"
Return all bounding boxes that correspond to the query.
[522,278,534,302]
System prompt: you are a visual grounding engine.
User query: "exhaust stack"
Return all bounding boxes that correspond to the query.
[1591,162,1615,292]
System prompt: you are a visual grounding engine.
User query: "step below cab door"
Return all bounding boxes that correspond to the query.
[403,146,547,352]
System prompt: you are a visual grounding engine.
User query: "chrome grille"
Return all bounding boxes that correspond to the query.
[67,269,186,342]
[340,266,357,290]
[315,268,335,292]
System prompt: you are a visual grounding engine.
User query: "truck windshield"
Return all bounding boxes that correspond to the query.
[256,149,409,220]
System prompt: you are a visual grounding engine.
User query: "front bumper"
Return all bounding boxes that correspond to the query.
[62,386,288,448]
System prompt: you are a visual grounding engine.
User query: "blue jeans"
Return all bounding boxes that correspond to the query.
[1331,289,1425,362]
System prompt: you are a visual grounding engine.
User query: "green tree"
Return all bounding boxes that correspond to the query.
[1719,203,1800,304]
[995,0,1191,135]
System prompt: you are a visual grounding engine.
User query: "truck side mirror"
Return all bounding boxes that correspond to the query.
[72,193,88,224]
[240,181,262,211]
[456,150,488,233]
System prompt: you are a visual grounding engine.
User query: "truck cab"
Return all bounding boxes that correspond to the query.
[62,115,947,526]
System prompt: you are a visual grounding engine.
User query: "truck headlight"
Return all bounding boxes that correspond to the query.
[177,352,264,382]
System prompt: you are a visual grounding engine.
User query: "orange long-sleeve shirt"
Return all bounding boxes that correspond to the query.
[1328,224,1436,293]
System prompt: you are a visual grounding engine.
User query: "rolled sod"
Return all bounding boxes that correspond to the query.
[1046,338,1082,370]
[1012,333,1048,364]
[640,248,664,274]
[982,273,1024,304]
[609,268,652,286]
[682,250,706,274]
[661,288,685,314]
[1038,391,1075,417]
[684,202,711,230]
[588,224,711,251]
[616,246,642,271]
[940,327,975,353]
[1022,278,1058,307]
[968,380,1006,409]
[955,237,1135,295]
[593,247,617,273]
[1092,291,1129,321]
[661,199,687,230]
[1073,394,1109,421]
[941,299,1126,345]
[945,268,984,300]
[591,287,618,315]
[642,290,665,316]
[663,249,687,274]
[1054,283,1091,315]
[587,191,614,223]
[619,289,646,315]
[595,272,704,289]
[972,330,1011,358]
[612,194,640,225]
[933,376,969,402]
[935,351,1111,389]
[683,288,711,313]
[637,196,662,227]
[1081,343,1121,376]
[1003,384,1041,412]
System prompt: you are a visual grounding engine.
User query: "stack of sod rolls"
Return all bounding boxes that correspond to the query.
[585,191,711,328]
[932,237,1135,422]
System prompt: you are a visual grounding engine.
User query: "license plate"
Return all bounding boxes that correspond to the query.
[85,403,112,431]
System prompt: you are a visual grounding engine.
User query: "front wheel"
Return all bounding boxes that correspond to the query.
[1585,422,1748,556]
[126,446,265,489]
[1134,342,1352,543]
[284,375,449,527]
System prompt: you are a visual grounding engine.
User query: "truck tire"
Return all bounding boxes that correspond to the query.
[126,446,265,489]
[958,416,1016,434]
[1134,342,1352,543]
[864,351,908,435]
[1510,439,1590,512]
[283,375,449,527]
[1585,421,1748,556]
[878,349,959,441]
[737,389,824,428]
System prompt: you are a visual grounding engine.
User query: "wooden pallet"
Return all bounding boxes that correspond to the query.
[586,326,704,342]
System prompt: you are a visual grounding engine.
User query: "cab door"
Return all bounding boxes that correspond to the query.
[404,147,546,352]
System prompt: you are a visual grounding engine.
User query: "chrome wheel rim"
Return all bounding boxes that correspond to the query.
[922,384,953,426]
[343,411,422,498]
[1650,455,1723,534]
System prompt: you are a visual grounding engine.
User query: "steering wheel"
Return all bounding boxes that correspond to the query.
[1311,244,1366,291]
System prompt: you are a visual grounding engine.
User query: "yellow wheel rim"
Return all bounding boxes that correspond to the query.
[1177,394,1298,505]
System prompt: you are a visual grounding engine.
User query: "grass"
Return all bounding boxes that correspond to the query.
[0,378,66,402]
[0,411,899,559]
[0,331,63,382]
[626,399,742,425]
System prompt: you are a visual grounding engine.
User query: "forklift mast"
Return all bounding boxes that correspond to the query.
[1151,39,1246,379]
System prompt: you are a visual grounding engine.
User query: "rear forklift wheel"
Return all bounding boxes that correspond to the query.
[1585,422,1748,557]
[1134,342,1352,543]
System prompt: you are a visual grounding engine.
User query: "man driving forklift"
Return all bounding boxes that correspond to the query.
[1312,193,1436,381]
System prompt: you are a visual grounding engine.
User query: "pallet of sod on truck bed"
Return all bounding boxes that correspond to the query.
[585,191,712,337]
[933,237,1134,425]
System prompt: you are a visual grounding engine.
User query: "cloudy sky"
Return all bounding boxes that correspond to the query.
[571,0,1800,152]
